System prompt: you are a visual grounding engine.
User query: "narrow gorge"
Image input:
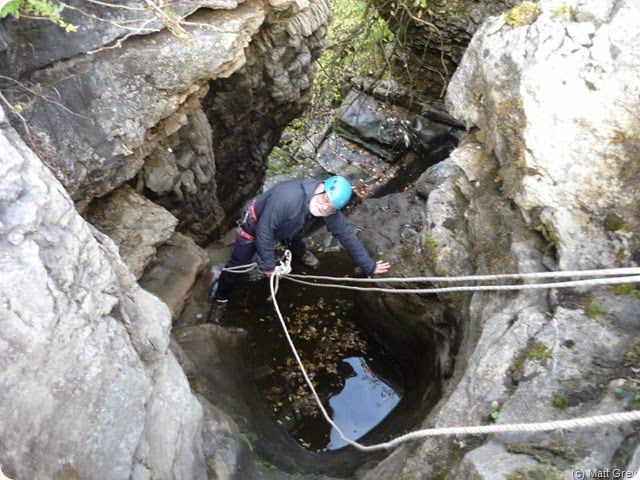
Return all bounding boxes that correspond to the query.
[1,0,639,479]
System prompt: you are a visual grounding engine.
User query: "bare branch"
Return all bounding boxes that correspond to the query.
[0,75,90,120]
[79,0,148,11]
[58,1,160,31]
[0,89,33,140]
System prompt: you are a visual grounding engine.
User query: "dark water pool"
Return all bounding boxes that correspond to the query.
[223,251,405,452]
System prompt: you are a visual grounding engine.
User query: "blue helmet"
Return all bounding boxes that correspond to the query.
[324,176,352,209]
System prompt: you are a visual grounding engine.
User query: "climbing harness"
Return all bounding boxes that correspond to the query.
[236,199,259,240]
[229,254,640,452]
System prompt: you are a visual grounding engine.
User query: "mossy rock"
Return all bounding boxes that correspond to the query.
[504,1,542,27]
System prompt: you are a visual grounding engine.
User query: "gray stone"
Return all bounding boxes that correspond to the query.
[84,185,179,279]
[12,2,266,203]
[0,108,205,479]
[362,1,640,478]
[139,233,210,320]
[445,0,640,271]
[0,0,240,77]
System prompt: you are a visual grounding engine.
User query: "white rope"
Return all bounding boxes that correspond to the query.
[221,262,258,274]
[281,274,640,295]
[267,254,640,451]
[286,266,640,284]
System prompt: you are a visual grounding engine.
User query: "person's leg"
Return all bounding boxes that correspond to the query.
[213,233,256,301]
[286,239,307,259]
[287,239,319,269]
[208,232,255,324]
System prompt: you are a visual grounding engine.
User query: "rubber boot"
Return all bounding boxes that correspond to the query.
[296,251,320,269]
[207,300,227,325]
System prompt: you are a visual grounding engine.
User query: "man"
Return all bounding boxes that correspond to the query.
[207,176,391,324]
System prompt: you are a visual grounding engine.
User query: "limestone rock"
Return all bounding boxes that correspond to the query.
[139,233,210,320]
[5,2,267,204]
[85,185,179,279]
[445,0,640,270]
[0,0,240,77]
[359,0,640,478]
[0,110,206,479]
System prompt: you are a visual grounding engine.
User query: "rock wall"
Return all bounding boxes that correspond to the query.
[0,108,205,479]
[0,0,332,248]
[355,0,640,477]
[202,0,333,235]
[372,0,521,98]
[0,1,334,478]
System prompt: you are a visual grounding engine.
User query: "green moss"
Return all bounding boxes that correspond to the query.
[585,300,605,318]
[474,130,486,144]
[623,342,640,367]
[604,213,625,232]
[632,388,640,410]
[504,1,542,27]
[505,465,563,480]
[429,469,449,480]
[512,340,553,377]
[495,97,528,196]
[554,4,576,20]
[506,442,572,470]
[529,340,552,361]
[513,353,526,374]
[537,222,558,247]
[552,392,569,410]
[610,283,636,295]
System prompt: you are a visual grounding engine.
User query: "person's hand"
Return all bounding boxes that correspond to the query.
[371,260,391,275]
[263,270,274,278]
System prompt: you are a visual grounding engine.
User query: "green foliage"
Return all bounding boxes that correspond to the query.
[489,400,501,421]
[273,0,390,160]
[552,392,568,410]
[585,300,605,318]
[1,0,77,32]
[316,0,390,108]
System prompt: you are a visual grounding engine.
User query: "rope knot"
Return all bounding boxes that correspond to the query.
[274,250,293,276]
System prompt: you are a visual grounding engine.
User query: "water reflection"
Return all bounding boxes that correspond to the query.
[328,357,401,450]
[221,251,405,451]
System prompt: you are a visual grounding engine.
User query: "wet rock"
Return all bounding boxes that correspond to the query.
[337,90,459,163]
[350,75,463,127]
